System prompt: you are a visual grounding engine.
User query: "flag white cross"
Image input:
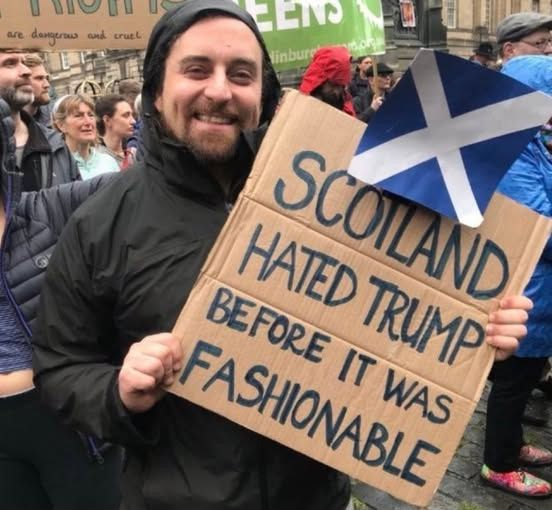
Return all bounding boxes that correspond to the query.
[348,49,552,227]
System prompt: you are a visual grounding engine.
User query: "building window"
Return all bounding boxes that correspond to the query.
[80,51,87,64]
[533,0,540,11]
[446,0,457,28]
[511,0,521,12]
[60,52,70,70]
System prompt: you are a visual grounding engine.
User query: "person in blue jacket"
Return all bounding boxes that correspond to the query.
[481,55,552,499]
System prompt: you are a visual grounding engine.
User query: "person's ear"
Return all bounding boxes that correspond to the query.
[154,95,162,113]
[502,42,515,59]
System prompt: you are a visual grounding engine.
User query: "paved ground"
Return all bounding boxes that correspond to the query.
[352,383,552,510]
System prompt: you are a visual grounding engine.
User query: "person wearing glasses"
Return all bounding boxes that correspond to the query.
[497,12,552,63]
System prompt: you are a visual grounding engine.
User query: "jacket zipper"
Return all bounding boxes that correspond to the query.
[85,434,105,464]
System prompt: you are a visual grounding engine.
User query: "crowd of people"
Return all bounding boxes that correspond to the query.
[19,53,141,185]
[0,1,550,508]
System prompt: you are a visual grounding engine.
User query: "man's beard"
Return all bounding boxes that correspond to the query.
[158,112,240,166]
[0,86,33,112]
[312,89,345,111]
[33,94,51,107]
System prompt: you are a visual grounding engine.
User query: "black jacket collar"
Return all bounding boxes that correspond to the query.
[143,122,266,206]
[20,110,51,155]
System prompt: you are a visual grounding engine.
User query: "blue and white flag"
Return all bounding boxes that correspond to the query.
[348,49,552,227]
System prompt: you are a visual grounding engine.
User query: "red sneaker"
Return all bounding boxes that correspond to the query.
[480,465,552,498]
[519,444,552,467]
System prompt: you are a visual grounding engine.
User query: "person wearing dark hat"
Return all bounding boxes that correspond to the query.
[299,46,356,115]
[30,1,536,508]
[470,42,496,67]
[352,61,394,123]
[497,12,552,62]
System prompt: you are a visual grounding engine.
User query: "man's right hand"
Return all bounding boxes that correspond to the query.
[118,333,183,413]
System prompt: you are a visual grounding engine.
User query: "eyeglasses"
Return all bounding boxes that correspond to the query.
[518,37,552,50]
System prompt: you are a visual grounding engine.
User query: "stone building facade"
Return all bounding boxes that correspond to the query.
[444,0,552,58]
[44,49,145,100]
[43,0,552,96]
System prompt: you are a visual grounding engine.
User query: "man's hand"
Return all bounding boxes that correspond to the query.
[486,295,532,361]
[118,333,183,413]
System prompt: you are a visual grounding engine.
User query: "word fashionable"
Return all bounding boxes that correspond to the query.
[180,339,441,488]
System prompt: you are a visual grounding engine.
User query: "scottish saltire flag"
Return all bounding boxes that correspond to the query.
[348,49,552,227]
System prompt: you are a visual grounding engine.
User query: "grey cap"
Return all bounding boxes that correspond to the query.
[497,12,552,44]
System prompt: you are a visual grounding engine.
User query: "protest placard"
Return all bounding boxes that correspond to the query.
[0,0,385,70]
[168,91,551,506]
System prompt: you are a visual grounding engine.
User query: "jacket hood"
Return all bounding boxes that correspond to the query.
[142,0,280,132]
[501,55,552,95]
[139,0,281,202]
[299,46,355,116]
[299,46,352,94]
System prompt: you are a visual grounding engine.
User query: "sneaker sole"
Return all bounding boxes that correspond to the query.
[480,474,552,499]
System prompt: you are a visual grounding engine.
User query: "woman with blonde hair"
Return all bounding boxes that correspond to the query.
[53,94,119,180]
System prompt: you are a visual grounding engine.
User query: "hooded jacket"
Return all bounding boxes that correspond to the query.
[498,56,552,358]
[33,2,350,509]
[299,46,356,116]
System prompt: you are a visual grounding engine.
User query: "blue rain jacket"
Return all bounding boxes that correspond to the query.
[499,56,552,357]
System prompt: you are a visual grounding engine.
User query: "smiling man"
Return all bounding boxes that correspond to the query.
[0,50,78,190]
[32,1,535,509]
[32,3,351,509]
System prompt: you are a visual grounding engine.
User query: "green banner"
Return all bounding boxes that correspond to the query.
[234,0,386,70]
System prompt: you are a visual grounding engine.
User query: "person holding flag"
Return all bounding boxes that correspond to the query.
[480,54,552,499]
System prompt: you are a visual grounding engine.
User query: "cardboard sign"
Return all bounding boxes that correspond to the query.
[169,91,551,506]
[0,0,385,70]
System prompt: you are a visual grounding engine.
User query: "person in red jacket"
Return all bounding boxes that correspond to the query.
[299,46,356,116]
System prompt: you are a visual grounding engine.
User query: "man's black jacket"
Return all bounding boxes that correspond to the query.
[32,1,350,509]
